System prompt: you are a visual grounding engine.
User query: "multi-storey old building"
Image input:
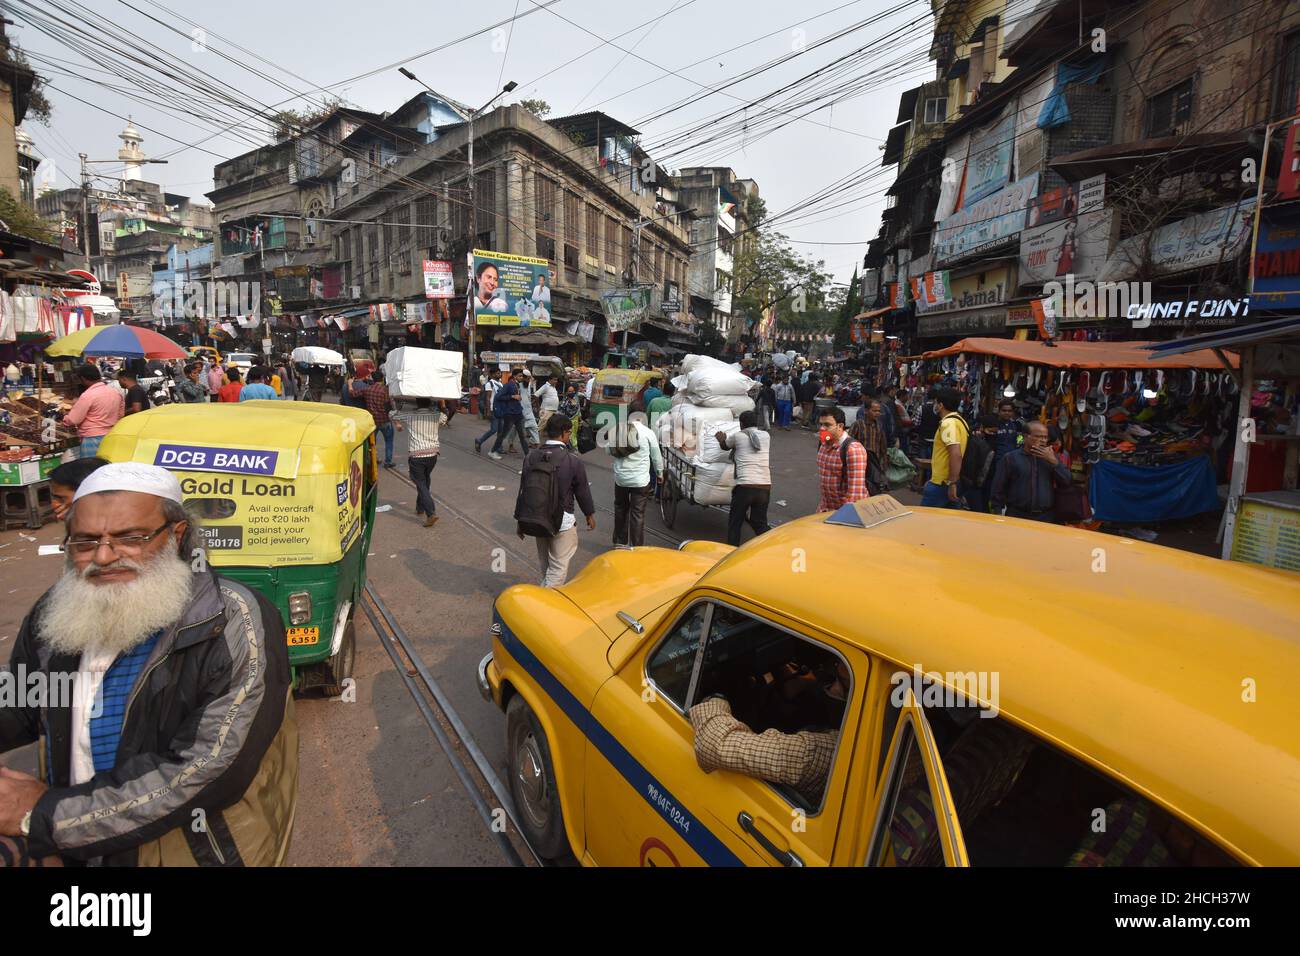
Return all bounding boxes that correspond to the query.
[676,166,760,343]
[209,97,699,363]
[864,0,1300,349]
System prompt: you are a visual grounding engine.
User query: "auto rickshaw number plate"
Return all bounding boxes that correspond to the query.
[287,626,321,646]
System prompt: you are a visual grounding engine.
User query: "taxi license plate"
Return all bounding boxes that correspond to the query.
[287,627,320,646]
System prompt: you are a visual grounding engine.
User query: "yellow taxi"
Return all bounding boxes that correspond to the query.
[479,497,1300,866]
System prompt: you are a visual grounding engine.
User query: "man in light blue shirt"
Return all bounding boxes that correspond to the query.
[608,400,663,547]
[240,366,279,401]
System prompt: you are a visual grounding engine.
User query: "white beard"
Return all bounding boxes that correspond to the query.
[38,539,195,657]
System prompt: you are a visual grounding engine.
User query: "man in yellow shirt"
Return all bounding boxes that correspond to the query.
[921,387,967,508]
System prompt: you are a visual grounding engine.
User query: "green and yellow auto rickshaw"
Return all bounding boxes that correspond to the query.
[99,400,378,695]
[588,366,666,434]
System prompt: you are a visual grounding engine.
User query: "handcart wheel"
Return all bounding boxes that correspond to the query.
[660,481,678,529]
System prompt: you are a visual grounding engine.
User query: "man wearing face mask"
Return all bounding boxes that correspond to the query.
[815,406,868,512]
[688,660,850,806]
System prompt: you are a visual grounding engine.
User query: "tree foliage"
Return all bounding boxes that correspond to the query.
[731,228,833,335]
[519,98,551,119]
[269,96,345,142]
[1,44,52,125]
[0,187,55,242]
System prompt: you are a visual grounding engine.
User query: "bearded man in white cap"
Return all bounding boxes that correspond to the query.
[0,463,297,867]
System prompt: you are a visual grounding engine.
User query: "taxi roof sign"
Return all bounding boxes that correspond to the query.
[824,495,912,530]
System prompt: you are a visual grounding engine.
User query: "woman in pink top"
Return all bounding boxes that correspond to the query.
[207,362,225,395]
[63,365,125,458]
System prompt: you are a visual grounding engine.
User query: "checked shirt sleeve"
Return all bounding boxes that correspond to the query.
[689,697,836,795]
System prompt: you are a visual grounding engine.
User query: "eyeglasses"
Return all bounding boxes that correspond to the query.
[64,522,175,555]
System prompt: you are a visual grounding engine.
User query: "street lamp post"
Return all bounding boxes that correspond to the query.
[400,68,515,382]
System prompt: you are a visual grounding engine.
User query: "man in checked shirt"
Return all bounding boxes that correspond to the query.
[815,406,868,512]
[392,398,446,528]
[689,659,850,805]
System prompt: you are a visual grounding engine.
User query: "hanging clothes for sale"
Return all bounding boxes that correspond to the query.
[0,291,13,343]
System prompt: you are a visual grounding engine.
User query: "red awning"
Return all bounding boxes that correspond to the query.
[921,337,1238,369]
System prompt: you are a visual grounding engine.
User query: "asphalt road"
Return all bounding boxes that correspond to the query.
[285,411,833,866]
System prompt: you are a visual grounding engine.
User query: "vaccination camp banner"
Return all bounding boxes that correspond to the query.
[471,249,552,327]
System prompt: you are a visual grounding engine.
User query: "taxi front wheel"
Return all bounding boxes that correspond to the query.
[506,696,568,861]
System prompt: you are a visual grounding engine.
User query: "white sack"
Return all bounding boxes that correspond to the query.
[695,393,755,415]
[696,420,741,465]
[384,347,463,399]
[691,460,736,505]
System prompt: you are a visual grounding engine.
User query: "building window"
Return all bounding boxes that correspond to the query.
[366,226,378,287]
[621,224,633,278]
[415,195,438,255]
[586,204,601,263]
[606,215,620,268]
[394,204,411,275]
[1145,77,1195,137]
[475,169,495,247]
[1272,31,1300,121]
[564,190,580,277]
[535,173,556,263]
[923,97,947,124]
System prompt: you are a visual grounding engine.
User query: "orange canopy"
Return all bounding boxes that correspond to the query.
[921,337,1237,370]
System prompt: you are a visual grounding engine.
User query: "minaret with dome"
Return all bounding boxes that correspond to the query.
[117,118,146,181]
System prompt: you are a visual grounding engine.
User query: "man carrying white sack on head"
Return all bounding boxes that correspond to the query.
[0,462,297,867]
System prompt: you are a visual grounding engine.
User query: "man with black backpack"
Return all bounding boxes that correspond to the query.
[516,414,596,587]
[921,387,994,509]
[815,406,868,512]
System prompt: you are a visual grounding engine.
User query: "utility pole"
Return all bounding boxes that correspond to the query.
[79,154,89,266]
[398,68,514,385]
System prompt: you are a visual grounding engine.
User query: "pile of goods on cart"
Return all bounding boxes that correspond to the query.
[657,354,759,505]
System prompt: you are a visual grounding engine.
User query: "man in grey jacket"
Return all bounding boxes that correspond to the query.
[0,462,296,867]
[716,409,772,547]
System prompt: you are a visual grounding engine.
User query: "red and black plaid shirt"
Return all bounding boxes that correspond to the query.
[364,382,393,425]
[817,433,868,512]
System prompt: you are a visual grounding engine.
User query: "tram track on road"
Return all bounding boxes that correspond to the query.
[360,581,545,867]
[358,426,698,868]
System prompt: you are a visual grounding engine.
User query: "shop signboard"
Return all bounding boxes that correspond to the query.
[1100,199,1256,282]
[1019,208,1118,285]
[601,286,652,332]
[1025,174,1105,228]
[470,249,552,327]
[662,280,681,316]
[1251,206,1300,310]
[915,267,1010,315]
[423,259,454,299]
[934,173,1039,266]
[1230,494,1300,572]
[917,307,1008,337]
[963,116,1016,206]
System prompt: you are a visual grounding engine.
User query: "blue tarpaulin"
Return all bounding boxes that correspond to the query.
[1038,57,1109,130]
[1088,457,1219,523]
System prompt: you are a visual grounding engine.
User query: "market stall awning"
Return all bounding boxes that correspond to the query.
[852,306,892,322]
[1049,130,1258,182]
[922,337,1237,369]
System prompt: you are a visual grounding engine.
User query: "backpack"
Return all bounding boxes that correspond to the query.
[576,421,597,454]
[943,413,995,486]
[515,445,567,537]
[836,438,867,494]
[607,422,641,459]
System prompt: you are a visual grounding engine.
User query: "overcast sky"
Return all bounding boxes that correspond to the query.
[14,0,935,285]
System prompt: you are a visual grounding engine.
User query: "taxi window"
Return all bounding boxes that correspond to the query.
[869,674,1240,866]
[691,604,851,813]
[644,602,709,711]
[867,721,943,867]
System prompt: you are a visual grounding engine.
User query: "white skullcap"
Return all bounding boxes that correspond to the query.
[73,461,184,505]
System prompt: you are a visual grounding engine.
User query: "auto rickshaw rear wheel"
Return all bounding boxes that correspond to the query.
[319,614,356,698]
[506,695,569,861]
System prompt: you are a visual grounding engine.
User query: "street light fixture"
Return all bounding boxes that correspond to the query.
[398,68,516,381]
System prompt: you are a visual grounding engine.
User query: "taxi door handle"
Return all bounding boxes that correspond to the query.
[738,811,803,867]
